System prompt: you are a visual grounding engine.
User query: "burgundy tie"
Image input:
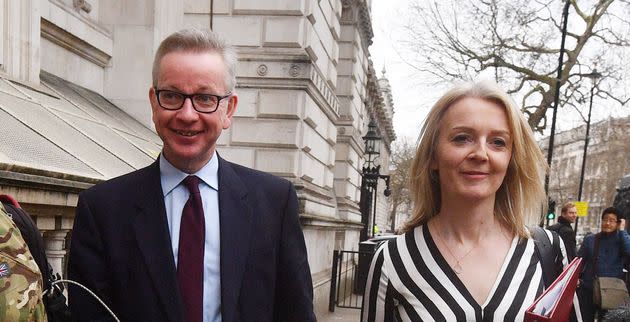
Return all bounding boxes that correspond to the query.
[177,176,205,322]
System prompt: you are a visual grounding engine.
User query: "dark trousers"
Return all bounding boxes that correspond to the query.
[578,286,610,322]
[578,286,596,322]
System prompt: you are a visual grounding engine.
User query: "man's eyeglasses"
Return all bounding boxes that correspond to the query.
[154,88,231,113]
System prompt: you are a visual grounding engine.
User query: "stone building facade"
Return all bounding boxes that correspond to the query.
[372,67,395,233]
[540,116,630,235]
[0,0,394,315]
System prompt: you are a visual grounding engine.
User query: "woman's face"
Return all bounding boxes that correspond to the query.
[601,213,619,233]
[432,97,513,203]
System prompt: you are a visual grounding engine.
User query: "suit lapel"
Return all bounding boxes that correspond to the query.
[218,157,252,321]
[132,160,184,322]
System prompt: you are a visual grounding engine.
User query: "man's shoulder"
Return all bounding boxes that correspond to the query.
[559,223,575,234]
[549,221,573,233]
[547,223,561,231]
[617,230,630,241]
[547,223,567,235]
[583,233,596,244]
[82,162,157,197]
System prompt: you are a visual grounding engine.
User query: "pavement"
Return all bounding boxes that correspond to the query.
[317,307,361,322]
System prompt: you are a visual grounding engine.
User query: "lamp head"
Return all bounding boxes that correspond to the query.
[363,120,382,167]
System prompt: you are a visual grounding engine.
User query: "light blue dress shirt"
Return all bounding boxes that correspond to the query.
[160,153,221,322]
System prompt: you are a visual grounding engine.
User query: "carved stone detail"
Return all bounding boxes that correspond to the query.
[257,64,268,76]
[289,64,301,77]
[73,0,92,13]
[340,0,374,48]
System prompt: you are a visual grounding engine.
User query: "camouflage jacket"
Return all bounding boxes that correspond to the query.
[0,203,47,321]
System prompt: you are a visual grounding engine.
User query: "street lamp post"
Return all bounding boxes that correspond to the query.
[575,69,602,232]
[542,0,571,227]
[359,120,391,242]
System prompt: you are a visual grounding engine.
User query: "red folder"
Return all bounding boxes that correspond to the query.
[525,257,583,322]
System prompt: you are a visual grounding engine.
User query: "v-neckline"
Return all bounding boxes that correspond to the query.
[424,224,519,309]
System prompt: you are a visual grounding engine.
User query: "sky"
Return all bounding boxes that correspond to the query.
[369,0,432,142]
[368,0,630,143]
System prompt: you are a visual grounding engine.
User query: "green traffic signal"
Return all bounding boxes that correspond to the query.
[547,198,557,221]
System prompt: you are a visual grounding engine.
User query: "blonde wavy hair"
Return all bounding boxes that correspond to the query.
[401,81,547,238]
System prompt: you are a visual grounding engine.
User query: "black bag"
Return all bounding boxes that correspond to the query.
[530,226,564,287]
[530,226,580,321]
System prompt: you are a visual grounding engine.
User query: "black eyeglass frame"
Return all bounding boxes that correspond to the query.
[154,88,232,114]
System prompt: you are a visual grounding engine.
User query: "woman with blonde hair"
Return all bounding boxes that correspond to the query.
[362,81,580,321]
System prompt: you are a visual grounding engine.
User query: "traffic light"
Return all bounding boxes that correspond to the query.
[547,199,557,220]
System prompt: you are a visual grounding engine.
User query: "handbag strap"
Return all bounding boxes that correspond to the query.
[594,233,601,277]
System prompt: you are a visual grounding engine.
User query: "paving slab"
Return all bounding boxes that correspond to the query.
[317,307,361,322]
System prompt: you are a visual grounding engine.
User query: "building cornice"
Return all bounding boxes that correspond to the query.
[365,62,396,150]
[237,48,340,123]
[299,213,363,229]
[41,18,111,68]
[0,165,98,194]
[539,116,630,151]
[341,0,374,49]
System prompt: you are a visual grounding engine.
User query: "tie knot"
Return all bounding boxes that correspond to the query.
[182,176,200,194]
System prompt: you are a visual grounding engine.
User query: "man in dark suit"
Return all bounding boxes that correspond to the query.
[548,202,578,260]
[68,28,316,322]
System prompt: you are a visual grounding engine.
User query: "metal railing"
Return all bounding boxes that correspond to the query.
[328,250,372,312]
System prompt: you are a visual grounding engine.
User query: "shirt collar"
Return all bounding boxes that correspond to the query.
[159,152,219,196]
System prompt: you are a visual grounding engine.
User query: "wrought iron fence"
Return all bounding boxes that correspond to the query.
[328,250,372,312]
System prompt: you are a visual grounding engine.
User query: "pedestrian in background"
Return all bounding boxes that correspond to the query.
[362,80,579,321]
[549,202,578,260]
[578,207,630,321]
[0,202,47,321]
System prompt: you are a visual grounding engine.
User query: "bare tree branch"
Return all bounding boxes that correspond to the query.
[397,0,630,133]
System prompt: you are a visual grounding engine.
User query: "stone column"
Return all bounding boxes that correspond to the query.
[43,229,71,278]
[0,0,41,84]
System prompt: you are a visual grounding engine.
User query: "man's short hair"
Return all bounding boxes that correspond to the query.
[561,202,576,214]
[602,206,621,220]
[152,28,237,91]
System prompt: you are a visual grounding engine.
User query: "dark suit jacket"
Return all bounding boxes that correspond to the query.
[68,156,315,322]
[548,216,577,260]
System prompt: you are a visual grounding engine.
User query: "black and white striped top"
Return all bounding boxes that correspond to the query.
[362,224,581,322]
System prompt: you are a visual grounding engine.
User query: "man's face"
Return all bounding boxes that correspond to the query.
[601,213,620,233]
[149,51,237,173]
[562,206,578,223]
